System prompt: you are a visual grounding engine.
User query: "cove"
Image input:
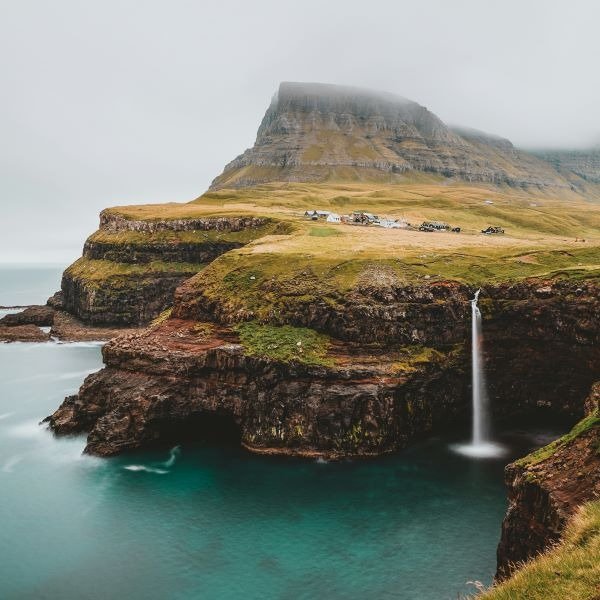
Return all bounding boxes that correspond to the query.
[0,266,565,599]
[0,339,563,600]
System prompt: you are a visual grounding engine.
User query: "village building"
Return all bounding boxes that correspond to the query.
[304,210,331,220]
[351,211,379,225]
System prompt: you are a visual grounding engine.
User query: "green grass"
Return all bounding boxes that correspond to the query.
[515,411,600,467]
[308,226,341,237]
[480,500,600,600]
[184,244,599,325]
[75,181,599,317]
[234,322,333,366]
[150,307,173,328]
[65,257,206,286]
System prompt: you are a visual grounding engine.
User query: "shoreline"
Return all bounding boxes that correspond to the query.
[0,303,139,343]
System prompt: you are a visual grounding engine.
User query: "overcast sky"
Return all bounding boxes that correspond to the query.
[1,0,599,263]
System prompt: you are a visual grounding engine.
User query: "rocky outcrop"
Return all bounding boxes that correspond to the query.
[496,387,600,580]
[59,214,277,326]
[0,323,50,342]
[98,212,268,233]
[48,279,600,457]
[82,239,243,264]
[60,265,199,326]
[48,318,468,457]
[0,304,139,342]
[210,82,571,190]
[0,305,54,327]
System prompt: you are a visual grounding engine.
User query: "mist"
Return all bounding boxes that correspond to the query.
[1,0,599,263]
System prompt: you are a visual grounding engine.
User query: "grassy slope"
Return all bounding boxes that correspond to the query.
[480,500,600,600]
[76,181,599,310]
[137,183,596,322]
[234,322,333,366]
[65,257,206,286]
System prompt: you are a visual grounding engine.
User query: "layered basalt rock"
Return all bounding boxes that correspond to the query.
[98,211,267,233]
[60,264,201,326]
[496,386,600,580]
[533,147,600,184]
[48,319,468,457]
[82,239,243,264]
[59,213,275,326]
[173,276,474,346]
[48,279,600,458]
[210,82,572,190]
[0,305,54,327]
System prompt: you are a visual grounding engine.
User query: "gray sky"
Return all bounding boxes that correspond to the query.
[1,0,599,263]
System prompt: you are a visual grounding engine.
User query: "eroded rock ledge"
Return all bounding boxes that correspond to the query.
[47,279,599,459]
[58,213,278,326]
[0,303,139,342]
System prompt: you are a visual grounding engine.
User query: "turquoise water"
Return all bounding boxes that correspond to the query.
[0,267,558,599]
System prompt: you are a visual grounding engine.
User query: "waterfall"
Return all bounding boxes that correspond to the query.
[471,289,488,445]
[452,289,505,458]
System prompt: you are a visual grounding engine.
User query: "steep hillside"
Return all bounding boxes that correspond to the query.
[533,147,600,184]
[210,82,571,190]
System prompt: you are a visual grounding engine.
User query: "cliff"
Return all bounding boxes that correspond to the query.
[210,82,573,190]
[48,279,599,457]
[533,146,600,184]
[58,209,279,325]
[495,383,600,580]
[40,80,600,591]
[52,82,600,331]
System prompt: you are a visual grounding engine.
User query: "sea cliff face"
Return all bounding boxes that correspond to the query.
[58,212,275,326]
[40,80,600,589]
[48,279,599,459]
[496,384,600,580]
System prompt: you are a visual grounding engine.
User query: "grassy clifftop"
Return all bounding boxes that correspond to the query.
[62,180,600,325]
[146,182,599,324]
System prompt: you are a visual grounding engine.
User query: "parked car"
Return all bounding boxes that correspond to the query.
[451,227,461,233]
[482,226,505,234]
[419,224,435,232]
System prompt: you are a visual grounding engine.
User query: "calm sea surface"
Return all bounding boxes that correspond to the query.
[0,265,559,599]
[0,263,65,306]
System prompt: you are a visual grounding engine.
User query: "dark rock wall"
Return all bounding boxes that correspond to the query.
[83,239,243,264]
[60,271,194,326]
[49,279,599,457]
[495,390,600,579]
[60,215,272,326]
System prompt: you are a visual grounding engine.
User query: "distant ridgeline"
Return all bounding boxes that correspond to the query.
[210,82,599,191]
[530,147,600,184]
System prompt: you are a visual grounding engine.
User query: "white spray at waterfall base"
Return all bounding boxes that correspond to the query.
[452,289,506,459]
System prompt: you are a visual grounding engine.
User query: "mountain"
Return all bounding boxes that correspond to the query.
[210,82,572,190]
[531,147,600,184]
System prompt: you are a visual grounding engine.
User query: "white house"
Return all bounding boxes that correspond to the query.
[326,213,341,223]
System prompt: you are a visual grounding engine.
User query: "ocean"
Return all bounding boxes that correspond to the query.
[0,265,558,599]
